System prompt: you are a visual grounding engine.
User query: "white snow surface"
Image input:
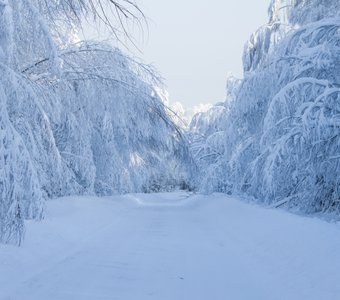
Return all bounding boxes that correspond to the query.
[1,192,339,300]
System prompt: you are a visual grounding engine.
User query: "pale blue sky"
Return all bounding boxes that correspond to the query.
[85,1,270,107]
[137,0,270,107]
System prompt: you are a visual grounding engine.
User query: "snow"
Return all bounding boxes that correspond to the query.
[1,192,340,300]
[2,0,340,245]
[189,0,340,213]
[0,0,195,243]
[169,101,213,128]
[0,6,340,300]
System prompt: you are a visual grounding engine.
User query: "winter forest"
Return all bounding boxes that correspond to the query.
[0,0,340,298]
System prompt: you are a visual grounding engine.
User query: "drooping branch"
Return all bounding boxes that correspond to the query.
[41,0,147,48]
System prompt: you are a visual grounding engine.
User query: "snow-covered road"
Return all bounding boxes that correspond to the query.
[1,192,340,300]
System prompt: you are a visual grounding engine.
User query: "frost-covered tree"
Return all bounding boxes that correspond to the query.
[0,0,193,244]
[188,75,241,193]
[193,0,340,213]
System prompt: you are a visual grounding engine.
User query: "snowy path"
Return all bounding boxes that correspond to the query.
[1,192,340,300]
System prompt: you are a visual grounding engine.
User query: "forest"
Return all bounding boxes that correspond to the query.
[0,0,339,246]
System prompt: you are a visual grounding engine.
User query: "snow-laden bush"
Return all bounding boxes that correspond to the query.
[193,0,340,213]
[0,0,193,244]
